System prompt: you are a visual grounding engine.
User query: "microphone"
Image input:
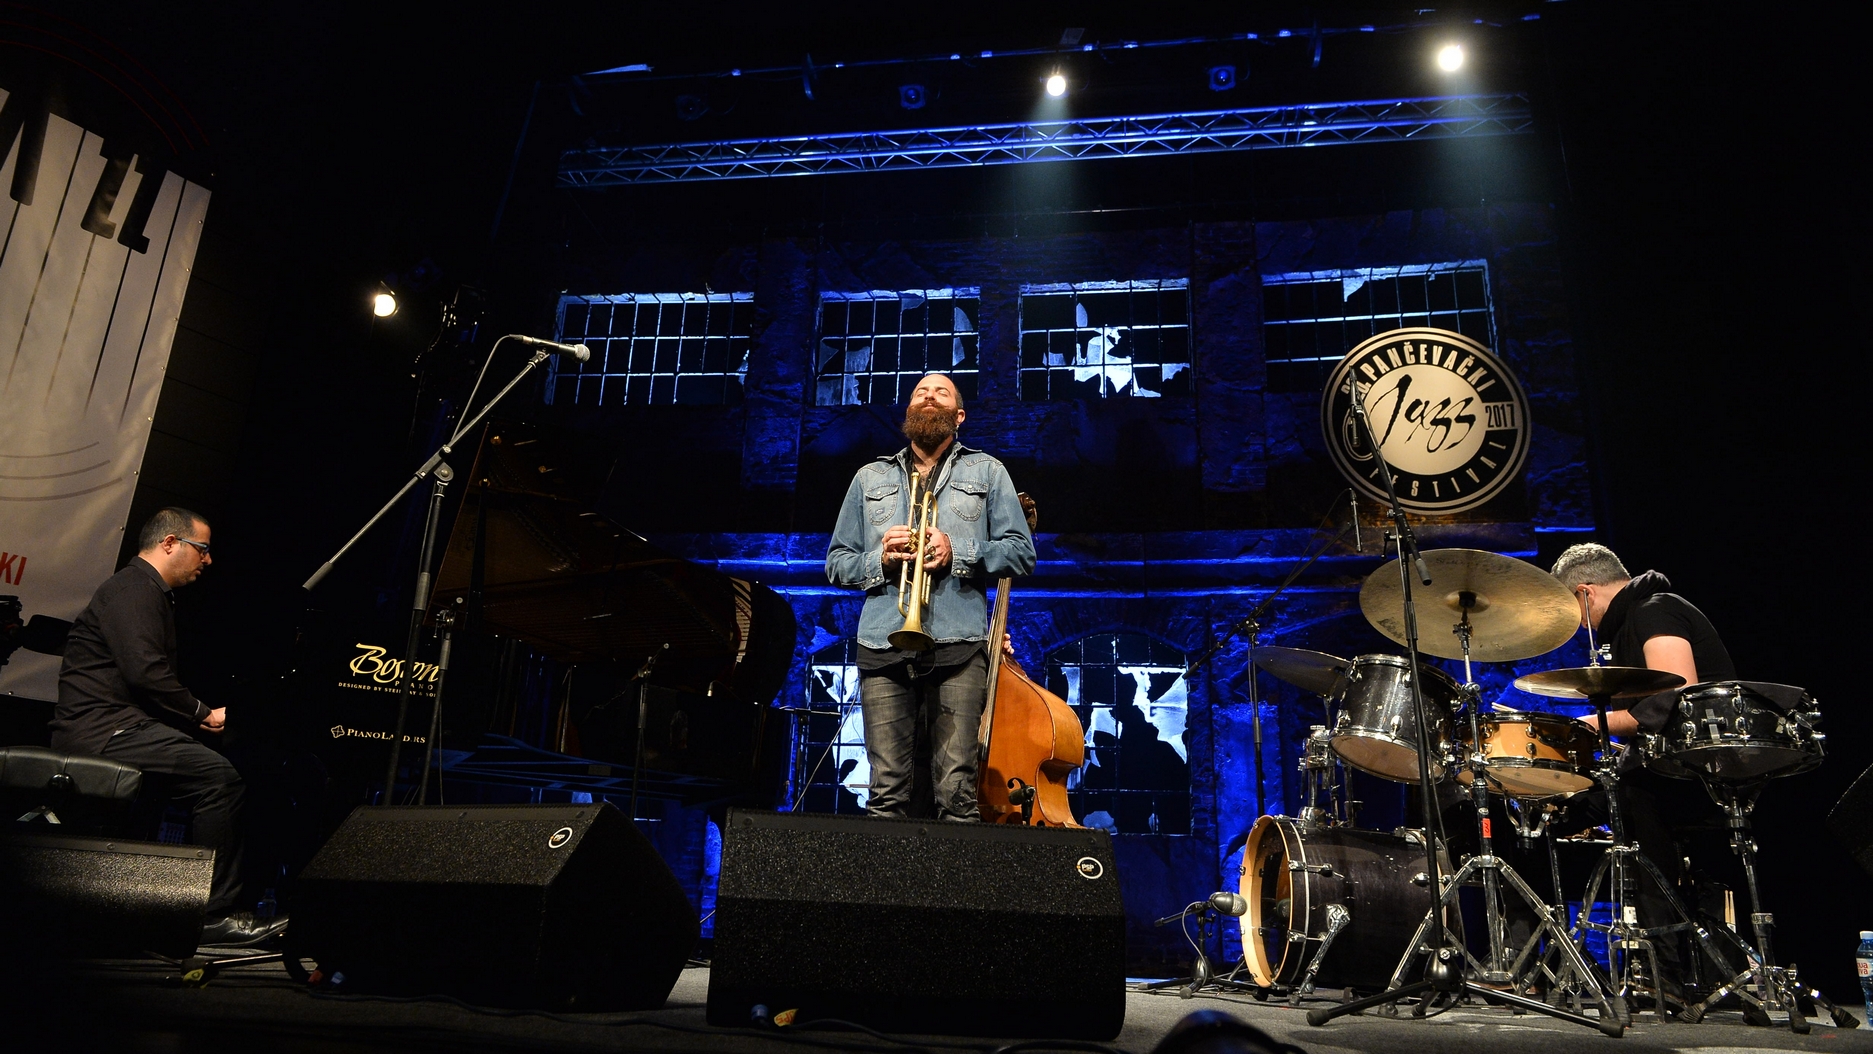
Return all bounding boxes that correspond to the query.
[506,334,591,362]
[1154,892,1248,926]
[1206,891,1248,917]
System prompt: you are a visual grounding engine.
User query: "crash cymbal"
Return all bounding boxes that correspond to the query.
[1359,548,1579,662]
[1513,666,1686,708]
[1252,646,1353,697]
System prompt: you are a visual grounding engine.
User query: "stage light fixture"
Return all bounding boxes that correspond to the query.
[1437,44,1465,71]
[372,287,397,318]
[1045,70,1067,98]
[1208,65,1237,91]
[899,84,927,110]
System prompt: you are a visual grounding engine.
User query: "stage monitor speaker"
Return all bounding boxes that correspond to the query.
[0,832,212,958]
[290,802,696,1010]
[707,810,1126,1039]
[1828,761,1873,877]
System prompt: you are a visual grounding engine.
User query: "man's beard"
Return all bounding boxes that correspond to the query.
[902,404,959,449]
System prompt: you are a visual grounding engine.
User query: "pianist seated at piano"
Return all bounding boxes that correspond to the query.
[50,508,289,948]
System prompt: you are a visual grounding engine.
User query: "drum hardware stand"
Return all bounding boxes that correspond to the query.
[1306,383,1623,1037]
[1506,796,1615,1015]
[1288,903,1353,1004]
[1676,779,1857,1029]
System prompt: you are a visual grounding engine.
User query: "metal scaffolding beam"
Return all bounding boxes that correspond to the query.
[558,93,1533,187]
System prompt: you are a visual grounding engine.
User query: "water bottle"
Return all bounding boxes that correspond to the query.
[1856,930,1873,1026]
[256,887,278,920]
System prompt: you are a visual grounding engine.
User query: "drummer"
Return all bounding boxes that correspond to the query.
[1550,542,1737,1003]
[1553,543,1736,736]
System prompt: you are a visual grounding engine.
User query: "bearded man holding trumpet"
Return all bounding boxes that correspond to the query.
[825,373,1035,821]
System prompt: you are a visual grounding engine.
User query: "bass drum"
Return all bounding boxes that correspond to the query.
[1237,815,1455,992]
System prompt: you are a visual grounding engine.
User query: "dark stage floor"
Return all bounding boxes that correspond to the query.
[14,958,1873,1054]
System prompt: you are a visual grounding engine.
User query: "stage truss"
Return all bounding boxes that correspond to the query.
[558,93,1533,187]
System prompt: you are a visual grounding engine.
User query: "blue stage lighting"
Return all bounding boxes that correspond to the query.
[1208,65,1237,91]
[899,84,927,110]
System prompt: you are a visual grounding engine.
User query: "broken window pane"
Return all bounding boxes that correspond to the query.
[547,292,754,407]
[815,289,982,406]
[1017,279,1193,400]
[1262,261,1496,395]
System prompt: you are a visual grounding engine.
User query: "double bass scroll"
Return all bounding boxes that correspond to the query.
[975,494,1085,827]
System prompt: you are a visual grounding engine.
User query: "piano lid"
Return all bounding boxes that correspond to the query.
[430,421,794,705]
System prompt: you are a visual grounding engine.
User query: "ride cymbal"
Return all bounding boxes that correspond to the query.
[1359,548,1579,662]
[1513,666,1686,706]
[1251,646,1353,697]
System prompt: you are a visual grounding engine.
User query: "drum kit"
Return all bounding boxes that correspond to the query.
[1218,547,1846,1035]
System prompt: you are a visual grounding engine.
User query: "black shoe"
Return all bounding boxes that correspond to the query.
[199,911,289,948]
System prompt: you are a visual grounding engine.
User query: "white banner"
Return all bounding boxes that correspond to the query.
[0,98,211,703]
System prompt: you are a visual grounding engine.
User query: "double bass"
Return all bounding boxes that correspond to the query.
[975,495,1085,826]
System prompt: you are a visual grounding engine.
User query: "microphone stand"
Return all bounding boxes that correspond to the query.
[1186,492,1357,820]
[302,336,557,804]
[1306,378,1622,1036]
[626,644,670,824]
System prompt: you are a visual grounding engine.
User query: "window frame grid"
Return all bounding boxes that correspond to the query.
[1044,631,1193,835]
[815,287,982,406]
[1016,278,1193,401]
[546,291,755,407]
[1260,261,1495,392]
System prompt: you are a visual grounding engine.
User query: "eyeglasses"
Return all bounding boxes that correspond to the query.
[174,537,211,557]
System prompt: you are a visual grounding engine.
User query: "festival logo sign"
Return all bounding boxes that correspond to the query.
[1320,328,1530,515]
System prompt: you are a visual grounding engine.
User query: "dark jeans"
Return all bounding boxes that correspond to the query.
[859,650,987,821]
[101,722,246,917]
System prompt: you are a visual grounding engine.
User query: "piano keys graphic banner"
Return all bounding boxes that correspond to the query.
[0,93,211,702]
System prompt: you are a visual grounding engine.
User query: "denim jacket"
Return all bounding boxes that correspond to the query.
[825,442,1036,649]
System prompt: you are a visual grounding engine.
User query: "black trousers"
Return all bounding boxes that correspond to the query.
[100,722,246,917]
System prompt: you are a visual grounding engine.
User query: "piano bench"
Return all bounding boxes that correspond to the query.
[0,747,143,831]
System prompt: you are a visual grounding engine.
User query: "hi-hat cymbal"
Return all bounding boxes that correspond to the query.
[1513,666,1686,707]
[1359,548,1579,662]
[1252,647,1352,697]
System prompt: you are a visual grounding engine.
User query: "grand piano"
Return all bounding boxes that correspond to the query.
[305,420,796,810]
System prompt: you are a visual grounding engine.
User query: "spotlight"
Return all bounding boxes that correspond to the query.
[1437,44,1465,71]
[1045,70,1067,98]
[898,84,926,110]
[1207,65,1237,91]
[674,94,708,120]
[372,286,397,318]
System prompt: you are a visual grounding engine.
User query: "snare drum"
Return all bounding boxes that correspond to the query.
[1646,680,1824,781]
[1458,712,1599,798]
[1330,655,1460,782]
[1238,815,1456,991]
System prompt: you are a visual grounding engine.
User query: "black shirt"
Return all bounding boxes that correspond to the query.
[50,558,208,755]
[1601,570,1736,735]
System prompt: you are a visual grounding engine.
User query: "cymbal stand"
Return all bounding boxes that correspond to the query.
[1305,383,1623,1037]
[1680,779,1855,1029]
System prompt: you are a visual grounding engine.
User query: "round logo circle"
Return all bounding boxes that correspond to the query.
[548,827,574,849]
[1075,857,1104,880]
[1321,328,1529,514]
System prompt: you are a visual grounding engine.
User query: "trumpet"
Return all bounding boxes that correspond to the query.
[888,469,938,652]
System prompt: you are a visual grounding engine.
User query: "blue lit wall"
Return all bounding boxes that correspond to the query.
[559,203,1594,966]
